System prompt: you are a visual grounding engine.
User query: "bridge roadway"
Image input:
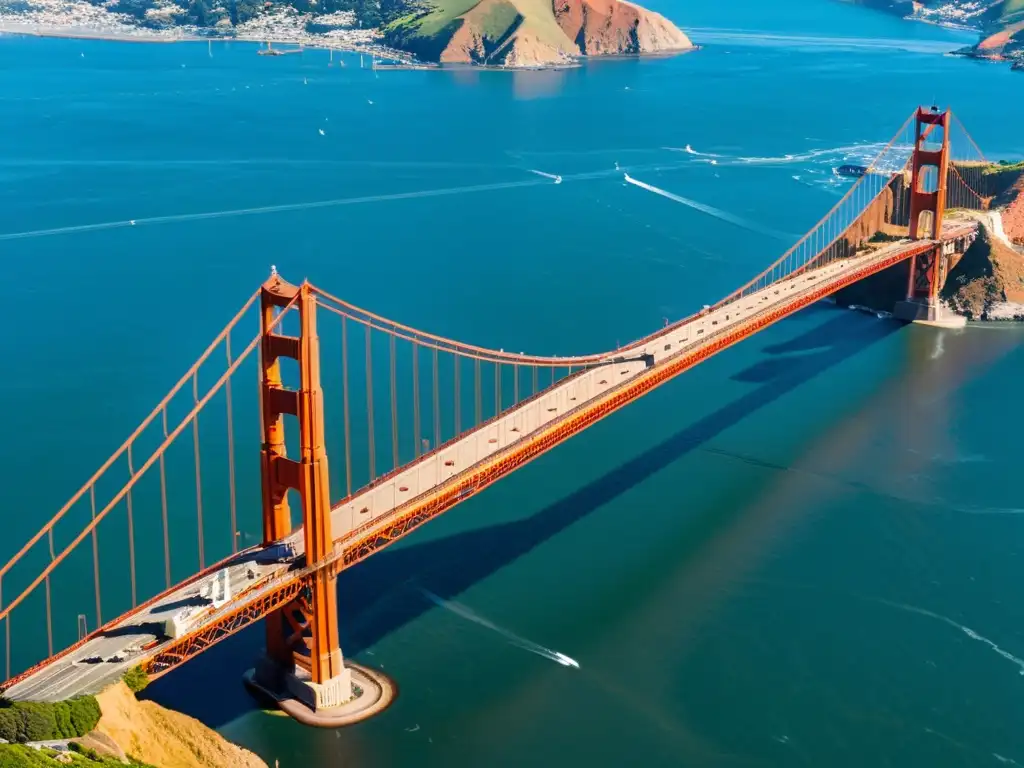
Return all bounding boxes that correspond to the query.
[2,219,976,702]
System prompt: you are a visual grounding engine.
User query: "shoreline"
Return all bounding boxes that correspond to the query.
[0,24,700,70]
[0,21,414,60]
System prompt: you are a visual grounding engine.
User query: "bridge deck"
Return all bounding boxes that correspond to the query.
[2,221,976,702]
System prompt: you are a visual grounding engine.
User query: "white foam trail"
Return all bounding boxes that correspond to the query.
[419,588,579,669]
[0,178,546,242]
[528,169,561,181]
[994,754,1023,767]
[623,174,792,240]
[956,506,1024,515]
[665,141,901,172]
[0,157,508,171]
[1,160,708,243]
[878,598,1024,675]
[663,144,724,159]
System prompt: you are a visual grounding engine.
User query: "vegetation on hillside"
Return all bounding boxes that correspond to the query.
[0,744,153,767]
[121,667,149,694]
[983,160,1024,175]
[0,698,100,744]
[86,0,405,32]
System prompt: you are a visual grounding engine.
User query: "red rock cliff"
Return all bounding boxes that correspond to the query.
[553,0,692,55]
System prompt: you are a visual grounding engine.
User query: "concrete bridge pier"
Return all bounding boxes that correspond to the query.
[893,297,967,328]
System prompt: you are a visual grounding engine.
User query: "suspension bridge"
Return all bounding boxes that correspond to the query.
[0,107,1001,723]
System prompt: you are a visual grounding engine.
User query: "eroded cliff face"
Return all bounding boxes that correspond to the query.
[386,0,691,67]
[942,225,1024,320]
[93,682,267,768]
[551,0,690,56]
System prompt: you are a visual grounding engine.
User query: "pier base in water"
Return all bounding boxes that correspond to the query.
[245,657,396,727]
[893,299,967,328]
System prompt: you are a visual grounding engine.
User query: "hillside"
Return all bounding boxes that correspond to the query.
[383,0,692,66]
[850,0,1024,69]
[93,683,267,768]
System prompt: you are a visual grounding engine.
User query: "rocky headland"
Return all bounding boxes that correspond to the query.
[849,0,1024,70]
[383,0,693,67]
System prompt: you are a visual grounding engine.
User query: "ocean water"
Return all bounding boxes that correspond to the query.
[3,0,1024,765]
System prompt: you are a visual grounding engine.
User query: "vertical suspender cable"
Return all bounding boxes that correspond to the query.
[3,591,8,682]
[45,529,54,658]
[192,372,205,570]
[513,363,519,404]
[454,357,461,436]
[532,366,538,396]
[365,324,376,482]
[432,349,440,448]
[159,407,171,589]
[412,342,421,458]
[494,362,501,416]
[91,485,102,625]
[127,444,137,607]
[342,315,352,497]
[474,359,481,426]
[225,335,238,553]
[390,333,399,471]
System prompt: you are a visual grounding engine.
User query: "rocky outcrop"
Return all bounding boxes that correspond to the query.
[552,0,690,56]
[957,22,1024,69]
[942,224,1024,319]
[385,0,692,67]
[998,176,1024,246]
[93,682,267,768]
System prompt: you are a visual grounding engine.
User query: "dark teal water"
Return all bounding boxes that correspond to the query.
[3,1,1024,764]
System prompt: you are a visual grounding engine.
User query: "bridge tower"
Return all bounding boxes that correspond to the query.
[895,106,954,324]
[254,273,352,712]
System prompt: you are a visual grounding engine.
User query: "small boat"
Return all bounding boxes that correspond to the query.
[836,164,868,178]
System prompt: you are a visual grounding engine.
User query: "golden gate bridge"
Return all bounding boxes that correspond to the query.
[0,106,1000,724]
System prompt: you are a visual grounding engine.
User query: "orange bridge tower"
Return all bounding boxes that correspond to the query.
[253,273,352,711]
[894,106,957,324]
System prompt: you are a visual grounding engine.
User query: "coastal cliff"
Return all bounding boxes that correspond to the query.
[92,682,267,768]
[384,0,692,67]
[942,222,1024,320]
[849,0,1024,70]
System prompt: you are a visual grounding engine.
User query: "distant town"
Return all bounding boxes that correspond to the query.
[0,0,410,60]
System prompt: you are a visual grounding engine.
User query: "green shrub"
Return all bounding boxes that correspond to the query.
[0,743,157,766]
[121,667,149,694]
[0,696,100,744]
[66,699,100,737]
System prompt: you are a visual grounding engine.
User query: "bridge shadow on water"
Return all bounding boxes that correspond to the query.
[144,306,901,729]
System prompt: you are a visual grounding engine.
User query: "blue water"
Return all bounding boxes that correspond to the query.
[2,0,1024,765]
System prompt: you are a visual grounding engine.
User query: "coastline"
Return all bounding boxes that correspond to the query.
[0,22,198,43]
[0,21,699,69]
[0,21,414,60]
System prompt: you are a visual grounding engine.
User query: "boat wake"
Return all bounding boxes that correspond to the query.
[623,173,793,240]
[663,140,909,189]
[419,588,579,668]
[875,597,1024,676]
[528,169,563,184]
